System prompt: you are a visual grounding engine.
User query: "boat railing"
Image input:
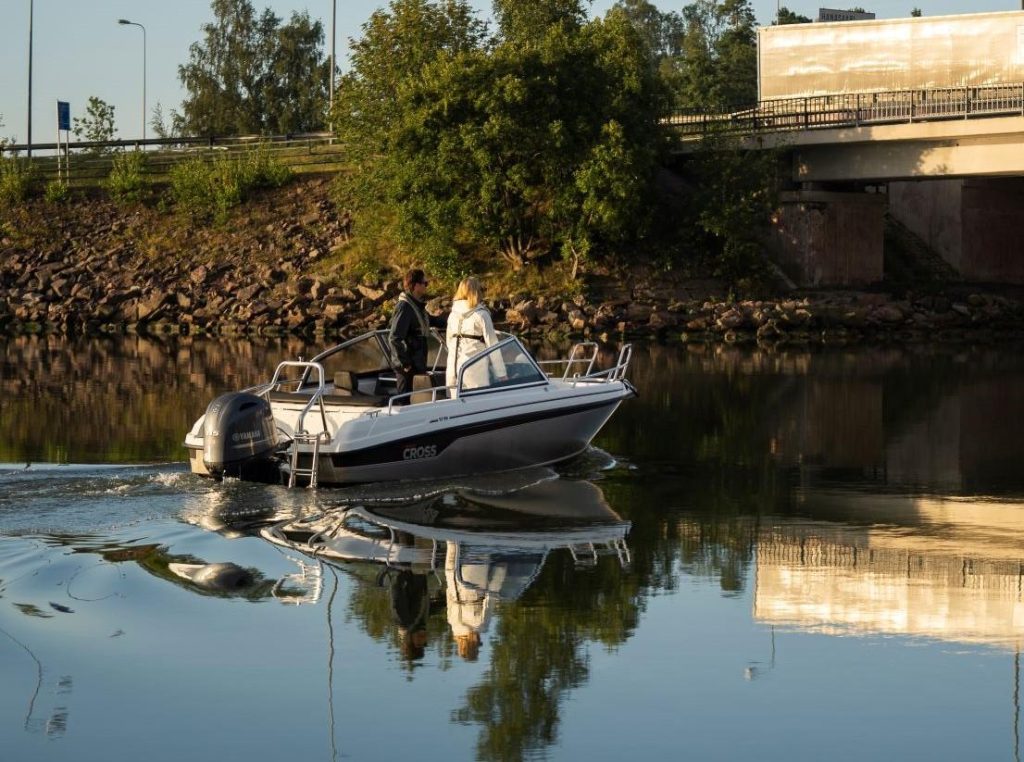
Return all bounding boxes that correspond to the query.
[384,384,457,415]
[565,343,633,384]
[544,342,633,385]
[265,360,330,440]
[537,341,599,379]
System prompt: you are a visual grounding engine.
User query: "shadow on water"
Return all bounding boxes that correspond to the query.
[4,338,1024,759]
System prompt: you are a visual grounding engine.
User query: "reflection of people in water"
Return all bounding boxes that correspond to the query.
[445,541,545,661]
[390,569,430,660]
[445,543,491,662]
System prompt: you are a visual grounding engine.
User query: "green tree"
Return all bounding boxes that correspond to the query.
[150,102,174,140]
[613,0,684,59]
[492,0,587,44]
[0,113,11,150]
[776,6,812,23]
[263,11,330,134]
[331,0,489,260]
[688,129,780,285]
[673,0,758,110]
[910,7,922,16]
[712,0,757,107]
[612,0,686,110]
[333,0,661,274]
[72,97,118,154]
[176,0,329,136]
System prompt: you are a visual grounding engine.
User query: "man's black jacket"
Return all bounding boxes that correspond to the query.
[387,292,446,372]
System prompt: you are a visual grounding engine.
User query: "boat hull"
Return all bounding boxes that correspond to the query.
[288,396,624,486]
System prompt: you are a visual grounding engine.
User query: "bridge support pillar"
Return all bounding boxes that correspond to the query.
[769,190,885,286]
[890,179,1024,282]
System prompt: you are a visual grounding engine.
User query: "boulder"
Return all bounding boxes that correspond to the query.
[357,284,386,302]
[872,305,905,323]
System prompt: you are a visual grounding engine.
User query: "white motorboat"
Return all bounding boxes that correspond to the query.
[183,331,635,487]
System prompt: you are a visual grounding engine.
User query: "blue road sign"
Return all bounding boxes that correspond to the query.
[57,101,70,131]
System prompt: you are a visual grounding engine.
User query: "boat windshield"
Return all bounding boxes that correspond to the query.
[314,331,393,377]
[306,329,448,388]
[458,337,546,395]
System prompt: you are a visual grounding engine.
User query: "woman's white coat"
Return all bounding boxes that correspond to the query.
[445,299,503,391]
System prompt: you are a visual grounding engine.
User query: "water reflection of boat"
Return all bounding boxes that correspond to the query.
[260,478,631,657]
[262,477,630,572]
[754,492,1024,651]
[183,330,635,487]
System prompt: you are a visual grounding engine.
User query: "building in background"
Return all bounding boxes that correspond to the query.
[816,7,875,21]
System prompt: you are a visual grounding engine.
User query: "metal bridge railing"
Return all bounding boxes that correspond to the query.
[0,132,343,184]
[665,82,1024,137]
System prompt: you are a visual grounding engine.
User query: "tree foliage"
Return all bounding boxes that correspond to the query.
[176,0,331,136]
[333,0,662,274]
[673,0,758,110]
[493,0,588,44]
[776,6,812,24]
[687,129,780,286]
[73,97,118,153]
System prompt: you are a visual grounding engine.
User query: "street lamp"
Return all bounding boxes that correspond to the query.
[117,18,146,142]
[329,0,336,123]
[27,0,33,158]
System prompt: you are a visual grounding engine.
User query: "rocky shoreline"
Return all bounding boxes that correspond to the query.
[4,178,1024,347]
[4,248,1023,346]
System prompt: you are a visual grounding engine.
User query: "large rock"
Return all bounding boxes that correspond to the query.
[136,294,167,322]
[873,304,904,324]
[357,284,386,303]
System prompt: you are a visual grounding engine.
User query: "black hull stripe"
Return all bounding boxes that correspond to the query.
[329,397,623,468]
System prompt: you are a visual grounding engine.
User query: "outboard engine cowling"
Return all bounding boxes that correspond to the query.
[202,392,278,477]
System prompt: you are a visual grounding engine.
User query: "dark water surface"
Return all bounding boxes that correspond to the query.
[3,336,1024,761]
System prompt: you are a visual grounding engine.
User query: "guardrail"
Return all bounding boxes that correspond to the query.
[664,82,1024,137]
[0,132,344,183]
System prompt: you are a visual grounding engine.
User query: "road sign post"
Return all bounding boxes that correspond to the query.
[56,100,70,183]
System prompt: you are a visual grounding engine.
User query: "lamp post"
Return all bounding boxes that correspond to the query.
[27,0,33,158]
[117,19,146,142]
[329,0,336,123]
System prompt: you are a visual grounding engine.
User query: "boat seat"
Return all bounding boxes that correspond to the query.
[410,371,446,404]
[333,371,358,395]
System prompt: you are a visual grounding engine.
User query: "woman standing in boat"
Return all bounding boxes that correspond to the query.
[446,277,506,394]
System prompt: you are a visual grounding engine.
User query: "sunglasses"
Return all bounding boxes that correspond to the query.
[416,280,429,287]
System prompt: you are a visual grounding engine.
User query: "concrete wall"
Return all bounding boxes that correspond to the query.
[962,179,1024,282]
[890,178,1024,282]
[770,190,885,286]
[888,180,963,270]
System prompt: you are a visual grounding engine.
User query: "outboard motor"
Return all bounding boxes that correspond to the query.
[202,392,279,479]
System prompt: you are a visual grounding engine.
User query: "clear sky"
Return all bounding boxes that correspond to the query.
[1,0,1017,146]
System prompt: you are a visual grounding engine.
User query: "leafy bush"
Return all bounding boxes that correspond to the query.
[44,179,70,204]
[241,144,292,188]
[169,145,292,223]
[106,151,148,202]
[0,156,37,205]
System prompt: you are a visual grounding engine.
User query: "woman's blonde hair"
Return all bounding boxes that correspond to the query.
[454,277,484,309]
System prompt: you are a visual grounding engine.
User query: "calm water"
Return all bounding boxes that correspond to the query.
[2,336,1024,761]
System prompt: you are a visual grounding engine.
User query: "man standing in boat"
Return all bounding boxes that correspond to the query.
[387,269,446,404]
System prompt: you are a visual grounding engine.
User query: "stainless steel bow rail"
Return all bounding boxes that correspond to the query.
[665,82,1024,137]
[537,342,632,384]
[537,342,599,379]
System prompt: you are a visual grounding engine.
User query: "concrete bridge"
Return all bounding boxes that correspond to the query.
[667,83,1024,285]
